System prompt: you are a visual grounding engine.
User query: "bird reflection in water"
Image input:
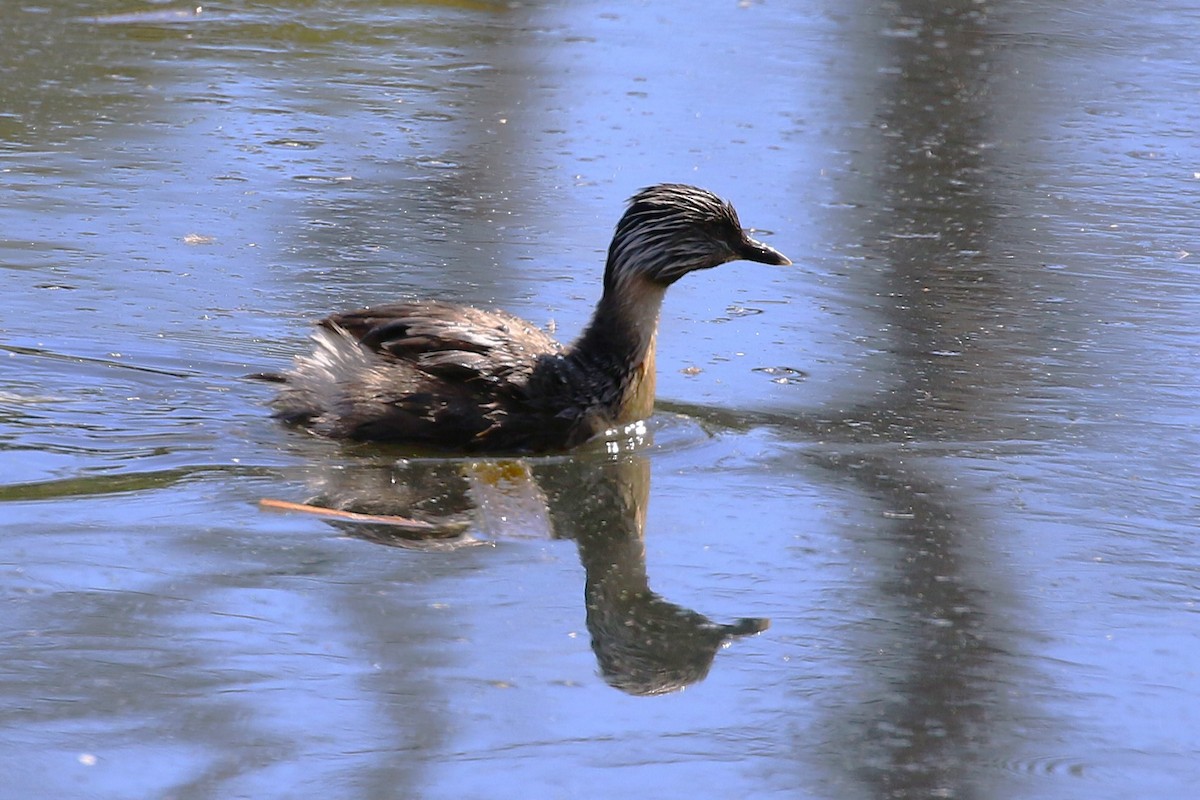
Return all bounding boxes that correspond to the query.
[269,445,767,695]
[536,453,768,696]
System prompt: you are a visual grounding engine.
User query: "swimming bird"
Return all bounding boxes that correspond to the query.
[271,183,789,452]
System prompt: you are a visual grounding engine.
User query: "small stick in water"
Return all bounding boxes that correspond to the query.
[258,497,438,530]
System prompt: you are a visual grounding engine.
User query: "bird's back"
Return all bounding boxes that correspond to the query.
[271,301,565,449]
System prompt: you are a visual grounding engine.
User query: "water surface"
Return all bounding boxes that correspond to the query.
[2,1,1199,798]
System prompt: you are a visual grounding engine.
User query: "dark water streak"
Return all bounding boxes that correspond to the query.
[829,4,1010,798]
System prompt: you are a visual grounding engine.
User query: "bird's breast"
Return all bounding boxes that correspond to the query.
[613,337,657,424]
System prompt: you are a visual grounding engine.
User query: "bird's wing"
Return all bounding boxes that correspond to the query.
[321,301,561,385]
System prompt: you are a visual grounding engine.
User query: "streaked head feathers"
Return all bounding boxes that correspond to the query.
[604,183,789,291]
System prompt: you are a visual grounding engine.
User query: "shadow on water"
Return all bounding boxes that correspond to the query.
[801,2,1022,796]
[269,444,769,697]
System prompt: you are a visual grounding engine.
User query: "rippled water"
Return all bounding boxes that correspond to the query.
[3,1,1199,798]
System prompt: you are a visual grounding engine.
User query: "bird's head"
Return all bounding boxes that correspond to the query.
[604,183,790,294]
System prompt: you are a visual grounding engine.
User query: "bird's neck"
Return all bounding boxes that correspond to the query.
[567,274,667,424]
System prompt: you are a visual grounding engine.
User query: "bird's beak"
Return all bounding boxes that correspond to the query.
[739,234,791,266]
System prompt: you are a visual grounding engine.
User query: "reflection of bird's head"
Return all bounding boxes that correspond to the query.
[588,589,770,696]
[605,183,790,294]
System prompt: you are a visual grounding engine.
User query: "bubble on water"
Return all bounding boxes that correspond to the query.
[752,366,808,384]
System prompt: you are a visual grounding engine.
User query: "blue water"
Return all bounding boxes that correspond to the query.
[2,1,1199,798]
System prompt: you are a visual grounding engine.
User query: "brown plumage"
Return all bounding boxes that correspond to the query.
[271,184,790,452]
